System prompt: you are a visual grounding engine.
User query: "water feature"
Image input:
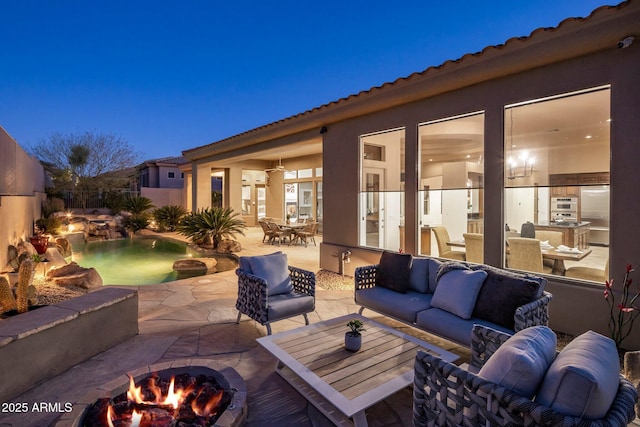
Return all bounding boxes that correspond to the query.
[71,237,199,285]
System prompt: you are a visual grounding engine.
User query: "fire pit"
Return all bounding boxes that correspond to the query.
[59,360,246,427]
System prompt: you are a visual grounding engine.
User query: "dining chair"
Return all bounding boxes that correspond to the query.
[258,220,274,243]
[507,237,552,274]
[267,222,290,246]
[535,230,564,268]
[566,257,609,282]
[463,233,483,264]
[432,226,466,261]
[292,221,318,247]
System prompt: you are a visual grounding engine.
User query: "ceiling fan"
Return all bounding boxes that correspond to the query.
[264,158,290,173]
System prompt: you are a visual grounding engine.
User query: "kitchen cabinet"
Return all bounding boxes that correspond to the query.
[399,225,431,255]
[550,174,579,197]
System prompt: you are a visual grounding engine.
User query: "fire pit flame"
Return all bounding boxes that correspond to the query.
[96,372,232,427]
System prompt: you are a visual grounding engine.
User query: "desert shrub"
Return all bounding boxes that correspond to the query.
[35,217,62,235]
[104,191,128,214]
[123,214,150,233]
[177,207,246,248]
[41,198,65,218]
[123,194,154,215]
[153,205,187,232]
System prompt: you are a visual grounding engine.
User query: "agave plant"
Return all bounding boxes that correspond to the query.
[123,194,155,215]
[153,205,187,232]
[177,207,246,248]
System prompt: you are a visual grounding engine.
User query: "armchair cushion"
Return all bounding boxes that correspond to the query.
[478,326,557,398]
[471,265,540,329]
[377,251,413,293]
[268,293,315,321]
[431,269,487,319]
[536,330,619,419]
[248,252,293,296]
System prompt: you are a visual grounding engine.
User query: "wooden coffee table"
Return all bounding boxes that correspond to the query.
[257,314,459,426]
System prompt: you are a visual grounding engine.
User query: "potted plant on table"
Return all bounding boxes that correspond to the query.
[345,319,365,352]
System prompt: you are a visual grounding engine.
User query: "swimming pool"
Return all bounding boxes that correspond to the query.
[71,237,198,285]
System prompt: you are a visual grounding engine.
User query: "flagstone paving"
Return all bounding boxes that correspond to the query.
[0,228,469,427]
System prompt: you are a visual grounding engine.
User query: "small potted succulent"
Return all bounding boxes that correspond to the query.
[345,319,365,352]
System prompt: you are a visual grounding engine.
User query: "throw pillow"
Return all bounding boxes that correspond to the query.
[248,252,293,296]
[408,257,430,293]
[478,326,557,399]
[427,258,443,293]
[377,251,413,293]
[430,269,487,319]
[535,330,619,419]
[471,266,539,329]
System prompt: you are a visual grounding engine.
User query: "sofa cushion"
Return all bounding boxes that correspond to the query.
[430,269,487,319]
[535,330,619,419]
[248,252,292,296]
[478,326,557,398]
[377,251,413,293]
[471,266,539,329]
[268,293,315,321]
[409,257,430,293]
[415,308,513,347]
[427,258,443,293]
[356,287,432,323]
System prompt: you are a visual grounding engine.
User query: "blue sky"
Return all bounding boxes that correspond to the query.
[0,0,615,160]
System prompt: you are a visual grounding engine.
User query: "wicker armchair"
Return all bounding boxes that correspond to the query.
[236,265,315,335]
[414,325,638,426]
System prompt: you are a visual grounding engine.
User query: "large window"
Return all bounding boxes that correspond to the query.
[504,87,610,280]
[359,128,404,251]
[419,113,484,260]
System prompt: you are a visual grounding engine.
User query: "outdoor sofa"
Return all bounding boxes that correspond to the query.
[413,324,638,426]
[354,251,552,347]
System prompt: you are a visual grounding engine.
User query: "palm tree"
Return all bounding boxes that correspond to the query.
[176,207,246,249]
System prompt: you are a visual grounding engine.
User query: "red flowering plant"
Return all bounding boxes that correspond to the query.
[604,263,640,348]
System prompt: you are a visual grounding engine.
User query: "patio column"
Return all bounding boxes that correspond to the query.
[226,167,243,214]
[192,161,212,211]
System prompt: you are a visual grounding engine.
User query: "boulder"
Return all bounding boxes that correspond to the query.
[46,262,103,290]
[173,258,217,273]
[217,239,242,254]
[624,351,640,416]
[44,247,67,268]
[55,237,73,258]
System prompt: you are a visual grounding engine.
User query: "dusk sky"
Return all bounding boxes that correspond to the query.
[1,1,613,161]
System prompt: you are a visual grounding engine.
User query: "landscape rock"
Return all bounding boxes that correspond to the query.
[46,262,103,290]
[173,258,217,273]
[55,237,73,258]
[217,239,241,254]
[624,351,640,416]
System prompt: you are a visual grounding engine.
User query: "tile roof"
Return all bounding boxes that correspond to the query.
[183,1,633,158]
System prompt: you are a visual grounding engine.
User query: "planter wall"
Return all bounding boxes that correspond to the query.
[0,287,138,403]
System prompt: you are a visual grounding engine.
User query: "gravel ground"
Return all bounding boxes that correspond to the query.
[32,276,88,305]
[315,270,354,290]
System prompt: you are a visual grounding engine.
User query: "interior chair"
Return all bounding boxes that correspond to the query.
[236,252,315,335]
[293,221,318,247]
[507,237,552,274]
[267,222,291,246]
[566,257,610,282]
[463,233,483,264]
[432,226,466,261]
[535,230,564,268]
[258,220,274,243]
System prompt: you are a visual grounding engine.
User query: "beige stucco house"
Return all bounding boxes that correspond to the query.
[182,1,640,348]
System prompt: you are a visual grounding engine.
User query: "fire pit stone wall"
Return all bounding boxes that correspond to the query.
[0,287,138,403]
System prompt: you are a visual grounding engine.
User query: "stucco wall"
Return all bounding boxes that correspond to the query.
[0,127,46,270]
[320,38,640,349]
[140,187,183,209]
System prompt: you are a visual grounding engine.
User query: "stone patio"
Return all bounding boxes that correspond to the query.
[0,228,469,426]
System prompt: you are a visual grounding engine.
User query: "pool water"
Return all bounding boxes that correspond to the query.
[71,237,197,285]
